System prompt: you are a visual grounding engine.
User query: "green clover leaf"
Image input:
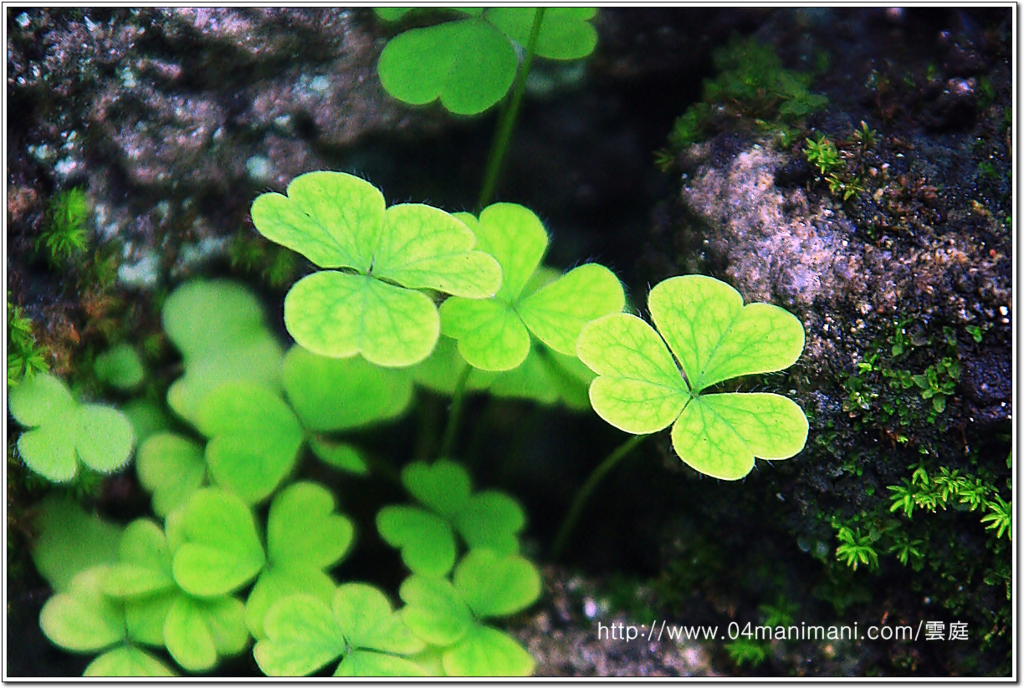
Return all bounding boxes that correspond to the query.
[376,8,598,115]
[251,171,501,366]
[282,345,413,432]
[486,8,598,60]
[40,566,127,653]
[245,482,355,639]
[170,488,265,597]
[377,460,526,576]
[378,19,518,116]
[94,344,146,391]
[440,204,624,372]
[135,433,206,518]
[577,275,808,480]
[398,550,540,676]
[83,647,176,677]
[9,373,135,482]
[31,494,123,593]
[103,520,176,599]
[194,381,304,504]
[162,280,284,426]
[254,584,426,676]
[308,437,369,475]
[163,595,249,672]
[101,519,251,674]
[40,565,177,677]
[377,506,457,578]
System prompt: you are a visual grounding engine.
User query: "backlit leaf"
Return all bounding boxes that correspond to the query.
[83,646,176,677]
[377,506,456,577]
[136,433,206,517]
[577,275,808,480]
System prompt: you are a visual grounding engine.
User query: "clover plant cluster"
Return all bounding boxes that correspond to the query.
[12,166,809,675]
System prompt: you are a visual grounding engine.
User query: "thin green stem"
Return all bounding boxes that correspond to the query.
[551,434,649,560]
[477,7,545,211]
[440,365,473,459]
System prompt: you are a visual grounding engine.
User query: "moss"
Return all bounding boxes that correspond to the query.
[37,188,89,268]
[667,35,828,152]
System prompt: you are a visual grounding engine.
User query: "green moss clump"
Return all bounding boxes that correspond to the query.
[668,35,828,150]
[38,188,89,268]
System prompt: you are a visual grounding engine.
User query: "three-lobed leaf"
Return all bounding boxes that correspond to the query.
[162,280,284,425]
[255,584,425,677]
[252,171,501,367]
[578,275,808,480]
[194,382,304,504]
[9,373,135,482]
[440,204,624,372]
[170,488,265,597]
[377,8,599,115]
[246,482,355,638]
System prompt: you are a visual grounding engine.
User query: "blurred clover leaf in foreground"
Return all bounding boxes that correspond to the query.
[162,279,283,426]
[376,8,598,115]
[250,171,501,367]
[39,566,177,677]
[9,372,135,482]
[282,345,414,432]
[254,583,427,676]
[399,549,540,676]
[440,204,624,372]
[192,381,304,505]
[31,494,123,593]
[577,275,808,480]
[377,460,526,577]
[135,432,207,518]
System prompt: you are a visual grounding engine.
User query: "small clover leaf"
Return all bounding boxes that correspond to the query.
[103,520,176,599]
[194,381,304,504]
[83,647,176,677]
[282,345,413,432]
[485,7,598,60]
[378,19,518,116]
[9,372,135,482]
[378,460,527,576]
[376,8,598,115]
[308,437,369,475]
[251,171,501,366]
[31,494,123,593]
[577,275,808,480]
[453,549,541,619]
[162,280,284,426]
[254,585,426,676]
[440,203,624,372]
[245,482,355,638]
[377,505,457,578]
[40,566,126,653]
[39,565,176,677]
[135,433,206,518]
[170,488,265,597]
[442,624,535,677]
[163,595,249,672]
[398,575,473,647]
[94,344,145,391]
[398,550,540,677]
